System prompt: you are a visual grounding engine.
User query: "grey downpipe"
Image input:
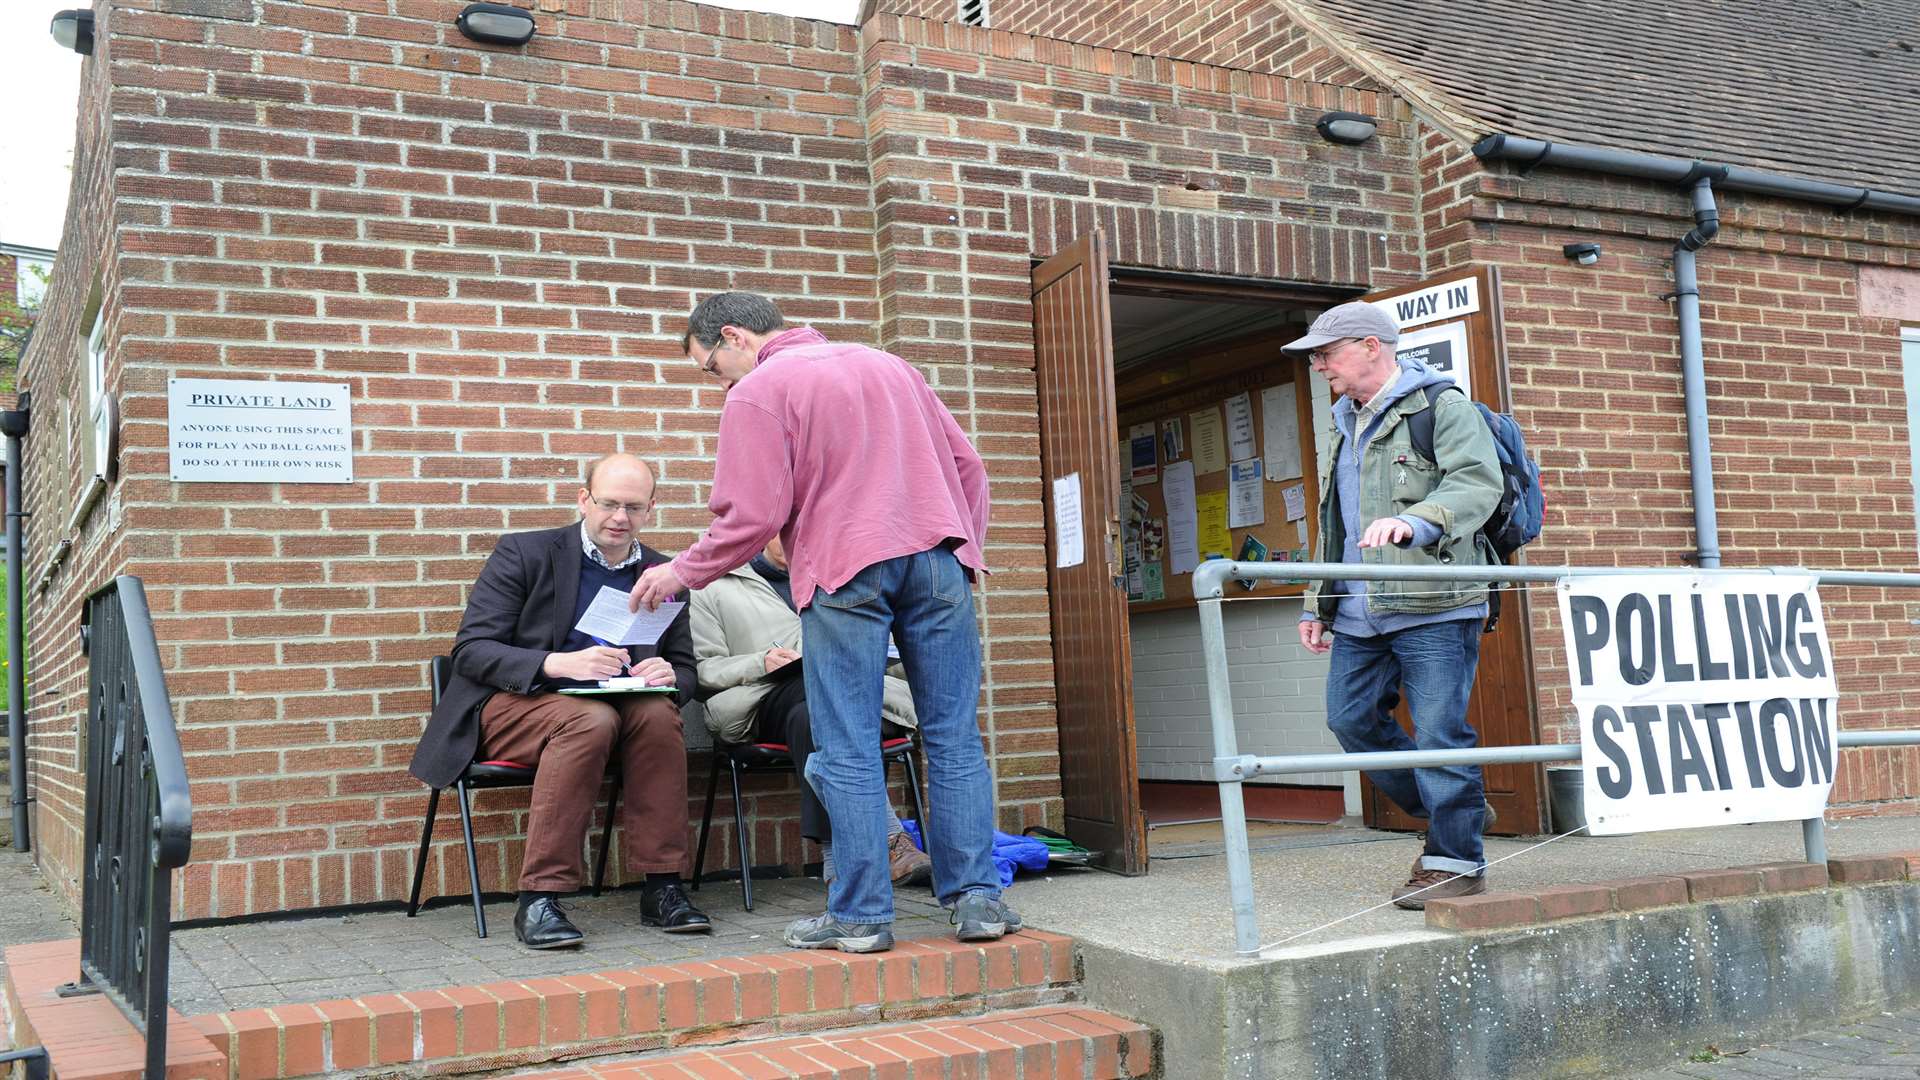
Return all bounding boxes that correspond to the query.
[1674,179,1722,569]
[3,396,28,852]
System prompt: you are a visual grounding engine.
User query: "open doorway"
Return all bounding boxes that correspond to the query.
[1031,230,1543,876]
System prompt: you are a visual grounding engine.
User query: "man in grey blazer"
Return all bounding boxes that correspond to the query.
[410,453,710,948]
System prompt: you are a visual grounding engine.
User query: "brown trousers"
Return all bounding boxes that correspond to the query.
[478,690,688,892]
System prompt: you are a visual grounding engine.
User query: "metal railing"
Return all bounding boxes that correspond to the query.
[76,576,192,1079]
[1191,559,1920,956]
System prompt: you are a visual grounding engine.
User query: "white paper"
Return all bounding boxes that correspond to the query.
[1260,384,1301,481]
[1228,459,1264,528]
[1190,408,1227,475]
[1163,459,1199,575]
[1052,472,1085,569]
[1282,483,1307,521]
[575,586,685,646]
[1224,392,1257,463]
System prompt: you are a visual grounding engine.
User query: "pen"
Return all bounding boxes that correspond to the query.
[588,636,633,675]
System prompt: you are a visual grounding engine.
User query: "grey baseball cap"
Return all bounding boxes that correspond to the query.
[1282,301,1400,353]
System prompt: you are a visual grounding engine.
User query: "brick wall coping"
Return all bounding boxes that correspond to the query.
[1425,851,1920,933]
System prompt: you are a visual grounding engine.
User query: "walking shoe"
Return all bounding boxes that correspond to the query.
[1410,802,1498,877]
[1391,868,1487,910]
[640,881,712,934]
[951,892,1023,942]
[888,830,933,887]
[783,912,894,953]
[513,893,584,949]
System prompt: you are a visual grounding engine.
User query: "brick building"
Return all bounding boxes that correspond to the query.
[14,0,1920,920]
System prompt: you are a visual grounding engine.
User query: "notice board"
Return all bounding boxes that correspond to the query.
[1115,337,1320,613]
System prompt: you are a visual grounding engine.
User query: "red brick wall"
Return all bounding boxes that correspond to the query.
[873,0,1379,85]
[1470,167,1920,811]
[13,0,124,910]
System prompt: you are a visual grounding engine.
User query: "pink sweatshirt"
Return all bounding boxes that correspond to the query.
[671,327,991,610]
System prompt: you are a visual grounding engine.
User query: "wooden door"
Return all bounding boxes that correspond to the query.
[1355,267,1545,834]
[1032,229,1148,875]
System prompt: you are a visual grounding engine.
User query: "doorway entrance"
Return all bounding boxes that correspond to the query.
[1031,229,1543,875]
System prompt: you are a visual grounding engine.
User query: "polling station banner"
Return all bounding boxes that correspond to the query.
[1557,574,1839,835]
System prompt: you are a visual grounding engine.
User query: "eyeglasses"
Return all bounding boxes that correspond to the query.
[1306,338,1359,366]
[590,498,650,517]
[699,343,728,377]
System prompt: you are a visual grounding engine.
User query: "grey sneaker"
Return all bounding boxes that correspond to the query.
[783,912,893,953]
[951,892,1023,942]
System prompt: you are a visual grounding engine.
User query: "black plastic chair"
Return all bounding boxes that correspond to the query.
[692,735,926,911]
[405,655,620,938]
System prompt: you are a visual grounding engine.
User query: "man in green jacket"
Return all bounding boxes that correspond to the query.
[688,536,933,888]
[1289,301,1503,908]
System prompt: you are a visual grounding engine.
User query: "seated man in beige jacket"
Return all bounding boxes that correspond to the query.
[689,536,932,886]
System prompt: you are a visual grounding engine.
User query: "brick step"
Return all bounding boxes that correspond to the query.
[514,1004,1155,1080]
[179,931,1083,1078]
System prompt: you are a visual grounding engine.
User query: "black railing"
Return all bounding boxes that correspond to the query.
[78,576,192,1080]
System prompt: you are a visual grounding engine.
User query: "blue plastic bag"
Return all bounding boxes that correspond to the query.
[900,820,1049,888]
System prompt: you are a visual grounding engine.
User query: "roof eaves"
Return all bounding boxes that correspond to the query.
[1275,0,1491,149]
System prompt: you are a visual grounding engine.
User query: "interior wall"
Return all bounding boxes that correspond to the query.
[1126,370,1349,790]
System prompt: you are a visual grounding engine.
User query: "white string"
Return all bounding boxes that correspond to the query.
[1252,825,1590,953]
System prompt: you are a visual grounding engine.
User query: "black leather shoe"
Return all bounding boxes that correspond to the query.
[640,881,712,934]
[513,892,584,949]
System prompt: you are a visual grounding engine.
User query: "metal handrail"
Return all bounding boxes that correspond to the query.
[78,576,193,1078]
[1190,560,1920,956]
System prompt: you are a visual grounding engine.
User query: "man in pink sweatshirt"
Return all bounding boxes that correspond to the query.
[631,292,1018,953]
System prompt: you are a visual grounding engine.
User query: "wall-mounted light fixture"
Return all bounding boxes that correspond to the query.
[1563,242,1602,266]
[1315,111,1377,146]
[455,2,536,46]
[49,9,95,56]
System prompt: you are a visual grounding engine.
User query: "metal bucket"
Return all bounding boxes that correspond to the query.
[1546,766,1586,834]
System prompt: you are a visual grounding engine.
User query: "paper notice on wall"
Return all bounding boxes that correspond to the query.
[1228,459,1264,528]
[1125,541,1144,597]
[1164,459,1199,574]
[1051,472,1084,569]
[1224,392,1257,463]
[1260,384,1301,481]
[1282,483,1307,522]
[1162,417,1185,461]
[1196,491,1232,557]
[1129,422,1158,485]
[1142,561,1165,601]
[1190,407,1227,476]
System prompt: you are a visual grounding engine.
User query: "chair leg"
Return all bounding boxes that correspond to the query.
[593,772,621,897]
[730,758,753,912]
[901,749,931,895]
[454,779,488,939]
[407,787,442,917]
[692,754,721,891]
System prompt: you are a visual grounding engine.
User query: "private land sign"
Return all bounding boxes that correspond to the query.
[168,378,354,484]
[1557,574,1839,835]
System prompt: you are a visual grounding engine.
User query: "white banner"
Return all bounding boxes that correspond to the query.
[1557,574,1839,835]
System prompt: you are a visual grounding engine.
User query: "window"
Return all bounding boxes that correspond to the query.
[958,0,987,26]
[1905,327,1920,555]
[85,305,108,482]
[15,257,51,309]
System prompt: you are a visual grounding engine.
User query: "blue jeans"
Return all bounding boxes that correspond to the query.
[800,547,999,924]
[1325,618,1487,875]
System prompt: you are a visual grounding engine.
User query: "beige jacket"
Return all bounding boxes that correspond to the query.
[688,563,918,744]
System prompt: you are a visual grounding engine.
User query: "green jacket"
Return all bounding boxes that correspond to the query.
[1303,384,1503,620]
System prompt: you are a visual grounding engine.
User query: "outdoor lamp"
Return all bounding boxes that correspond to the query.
[50,9,95,56]
[1315,111,1376,146]
[455,2,536,46]
[1563,242,1603,266]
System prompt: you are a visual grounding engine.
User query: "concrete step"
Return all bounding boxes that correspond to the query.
[512,1003,1155,1079]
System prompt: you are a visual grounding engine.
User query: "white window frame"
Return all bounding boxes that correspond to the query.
[15,257,51,308]
[86,305,109,482]
[1904,327,1920,558]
